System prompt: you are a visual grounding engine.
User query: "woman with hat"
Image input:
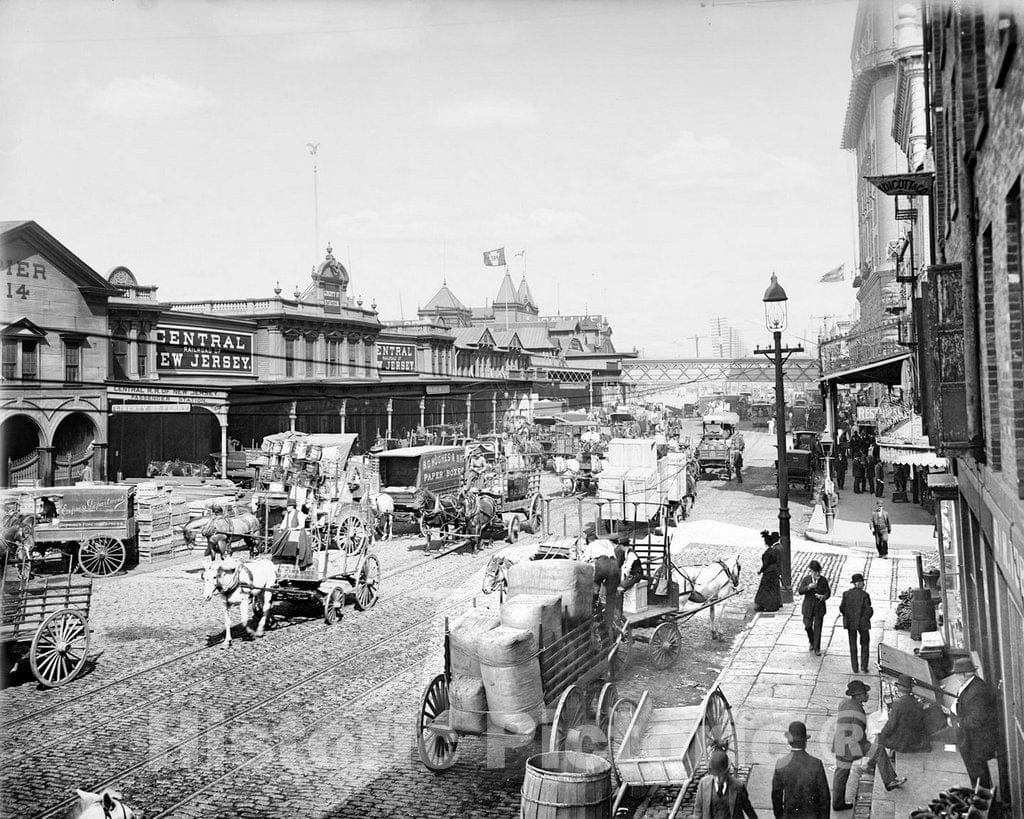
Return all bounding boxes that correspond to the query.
[797,560,830,655]
[753,530,782,613]
[949,657,1000,789]
[692,749,758,819]
[832,679,905,811]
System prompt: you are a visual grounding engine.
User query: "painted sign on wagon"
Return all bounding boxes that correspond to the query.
[154,325,254,375]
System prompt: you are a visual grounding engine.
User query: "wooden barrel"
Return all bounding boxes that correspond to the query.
[521,751,611,819]
[910,588,937,639]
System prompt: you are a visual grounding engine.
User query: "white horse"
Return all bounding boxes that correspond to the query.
[203,558,277,649]
[366,492,395,541]
[73,789,142,819]
[654,554,741,641]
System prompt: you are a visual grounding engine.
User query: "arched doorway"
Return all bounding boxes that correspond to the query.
[0,414,41,487]
[52,412,96,485]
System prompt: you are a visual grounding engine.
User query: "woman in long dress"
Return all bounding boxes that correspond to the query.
[754,529,782,612]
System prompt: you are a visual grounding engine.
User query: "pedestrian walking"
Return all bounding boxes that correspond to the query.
[834,449,847,490]
[754,530,782,612]
[692,749,759,819]
[949,657,1001,789]
[797,560,830,655]
[873,459,885,498]
[851,455,864,494]
[838,573,873,674]
[832,679,905,810]
[869,501,891,558]
[771,721,830,818]
[733,448,744,484]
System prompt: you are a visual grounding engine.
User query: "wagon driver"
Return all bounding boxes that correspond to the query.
[467,446,490,491]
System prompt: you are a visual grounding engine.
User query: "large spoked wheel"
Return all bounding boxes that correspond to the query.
[607,697,637,774]
[323,586,344,625]
[549,684,588,753]
[417,673,458,772]
[354,554,381,610]
[78,536,126,576]
[702,688,738,765]
[527,493,543,531]
[611,624,633,680]
[505,515,521,543]
[650,621,682,669]
[338,516,368,554]
[595,682,618,736]
[29,608,90,687]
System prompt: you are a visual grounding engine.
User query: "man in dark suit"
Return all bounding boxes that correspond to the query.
[951,657,1001,789]
[851,455,864,494]
[692,749,758,819]
[838,574,873,674]
[797,560,830,656]
[771,721,830,818]
[832,679,905,811]
[877,674,931,753]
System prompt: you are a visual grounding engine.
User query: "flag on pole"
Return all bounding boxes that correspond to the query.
[483,247,506,267]
[818,263,845,283]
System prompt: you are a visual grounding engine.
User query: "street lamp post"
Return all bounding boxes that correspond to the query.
[819,430,835,533]
[755,273,803,604]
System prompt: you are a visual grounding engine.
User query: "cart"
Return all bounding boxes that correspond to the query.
[370,445,466,526]
[610,683,739,818]
[468,451,544,543]
[1,573,93,687]
[0,486,136,577]
[597,438,672,534]
[415,607,624,772]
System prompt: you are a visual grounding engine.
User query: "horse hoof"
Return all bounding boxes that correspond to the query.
[255,630,265,638]
[220,641,232,650]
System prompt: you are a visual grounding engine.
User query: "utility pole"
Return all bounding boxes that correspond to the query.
[307,143,320,261]
[689,334,702,358]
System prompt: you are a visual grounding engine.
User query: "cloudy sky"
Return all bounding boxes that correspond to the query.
[0,0,863,357]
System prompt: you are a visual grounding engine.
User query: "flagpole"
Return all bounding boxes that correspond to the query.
[505,259,509,331]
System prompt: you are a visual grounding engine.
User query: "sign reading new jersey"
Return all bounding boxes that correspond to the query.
[154,325,253,375]
[378,343,416,372]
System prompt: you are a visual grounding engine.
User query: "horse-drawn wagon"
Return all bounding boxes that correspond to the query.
[695,412,740,481]
[777,429,822,493]
[597,438,672,534]
[0,486,136,577]
[1,572,93,687]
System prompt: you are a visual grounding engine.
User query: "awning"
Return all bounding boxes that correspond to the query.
[820,352,911,386]
[878,444,948,468]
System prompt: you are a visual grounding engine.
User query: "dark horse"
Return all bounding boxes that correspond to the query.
[462,490,497,553]
[412,487,463,551]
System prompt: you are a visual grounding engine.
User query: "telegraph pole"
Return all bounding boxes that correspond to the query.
[307,142,320,260]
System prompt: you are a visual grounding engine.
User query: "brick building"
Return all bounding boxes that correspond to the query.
[923,0,1024,806]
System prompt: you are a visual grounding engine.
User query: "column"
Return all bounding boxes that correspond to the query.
[365,337,375,377]
[289,401,297,432]
[492,391,498,433]
[419,397,426,429]
[465,395,472,435]
[217,409,229,479]
[91,442,108,483]
[440,399,446,426]
[386,398,394,439]
[339,399,348,433]
[341,335,350,377]
[36,446,54,487]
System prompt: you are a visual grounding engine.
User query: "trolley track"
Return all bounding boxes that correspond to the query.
[15,575,488,819]
[0,534,486,731]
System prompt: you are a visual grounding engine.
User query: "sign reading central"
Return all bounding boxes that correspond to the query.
[378,343,416,372]
[154,325,254,375]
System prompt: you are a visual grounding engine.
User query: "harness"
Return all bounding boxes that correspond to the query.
[716,558,741,588]
[104,802,131,819]
[216,563,252,596]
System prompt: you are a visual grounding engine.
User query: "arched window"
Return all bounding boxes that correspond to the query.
[137,331,148,377]
[111,327,129,379]
[285,336,296,378]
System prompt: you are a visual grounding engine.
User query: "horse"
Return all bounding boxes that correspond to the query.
[146,459,211,478]
[366,492,395,541]
[654,554,741,641]
[202,558,277,648]
[73,788,142,819]
[184,506,261,560]
[482,553,514,595]
[553,456,580,496]
[462,490,497,551]
[412,487,463,549]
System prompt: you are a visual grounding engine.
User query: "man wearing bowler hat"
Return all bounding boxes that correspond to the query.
[771,721,830,818]
[838,574,873,674]
[692,748,758,819]
[877,674,931,754]
[832,679,905,810]
[797,560,830,656]
[950,657,1001,789]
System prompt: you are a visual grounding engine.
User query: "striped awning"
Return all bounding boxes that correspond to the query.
[878,444,948,468]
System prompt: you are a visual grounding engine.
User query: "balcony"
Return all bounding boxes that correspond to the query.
[819,318,904,379]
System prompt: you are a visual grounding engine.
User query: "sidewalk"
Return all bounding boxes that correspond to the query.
[713,549,969,819]
[804,480,936,554]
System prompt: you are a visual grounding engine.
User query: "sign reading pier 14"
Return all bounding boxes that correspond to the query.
[154,325,254,375]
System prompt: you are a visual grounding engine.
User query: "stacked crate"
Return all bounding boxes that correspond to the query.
[135,487,174,562]
[170,493,188,553]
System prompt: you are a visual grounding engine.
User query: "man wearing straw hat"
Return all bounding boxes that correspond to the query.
[692,749,758,819]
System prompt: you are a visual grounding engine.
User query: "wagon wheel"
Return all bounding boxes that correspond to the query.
[595,682,618,736]
[702,688,738,763]
[354,554,381,610]
[416,673,459,771]
[505,515,521,543]
[549,684,588,753]
[338,515,368,555]
[527,492,543,530]
[607,697,637,769]
[78,536,126,576]
[611,624,634,680]
[323,586,345,625]
[29,608,90,688]
[649,621,682,669]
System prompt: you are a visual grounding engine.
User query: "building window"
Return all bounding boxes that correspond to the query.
[327,338,340,376]
[1,339,16,380]
[347,337,357,376]
[285,336,295,378]
[137,331,148,377]
[64,341,82,383]
[305,337,315,377]
[981,226,1000,470]
[21,341,37,381]
[111,328,129,380]
[1007,179,1023,493]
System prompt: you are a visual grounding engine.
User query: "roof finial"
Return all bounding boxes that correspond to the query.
[274,281,282,296]
[326,242,333,258]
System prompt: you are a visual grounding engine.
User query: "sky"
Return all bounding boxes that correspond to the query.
[0,0,864,358]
